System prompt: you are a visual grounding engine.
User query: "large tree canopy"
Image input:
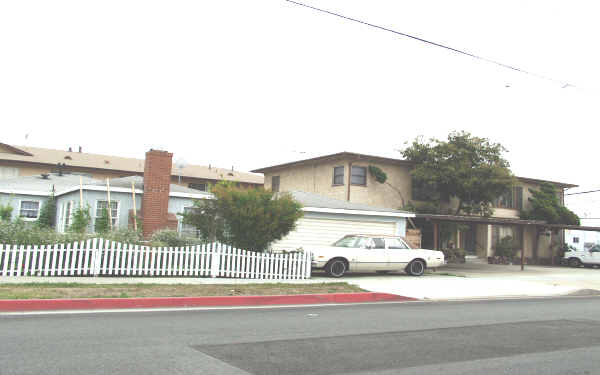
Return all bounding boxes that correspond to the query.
[181,183,303,252]
[401,131,514,216]
[520,182,579,225]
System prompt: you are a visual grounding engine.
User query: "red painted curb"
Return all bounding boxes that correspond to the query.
[0,293,416,312]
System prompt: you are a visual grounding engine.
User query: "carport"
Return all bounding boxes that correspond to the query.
[415,213,600,270]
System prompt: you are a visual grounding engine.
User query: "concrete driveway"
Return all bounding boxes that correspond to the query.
[312,259,600,300]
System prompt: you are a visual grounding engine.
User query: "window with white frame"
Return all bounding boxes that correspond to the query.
[63,201,74,230]
[19,200,40,219]
[96,200,119,227]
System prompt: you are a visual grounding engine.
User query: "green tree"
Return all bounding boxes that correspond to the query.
[520,182,579,225]
[70,204,92,234]
[520,182,579,262]
[181,183,303,252]
[37,195,57,228]
[401,131,514,216]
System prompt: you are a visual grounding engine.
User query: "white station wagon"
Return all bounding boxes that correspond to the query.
[309,234,445,277]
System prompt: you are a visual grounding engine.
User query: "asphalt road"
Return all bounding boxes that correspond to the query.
[2,297,600,375]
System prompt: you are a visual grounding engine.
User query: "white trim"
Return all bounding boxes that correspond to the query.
[18,199,41,221]
[301,206,415,218]
[1,185,212,199]
[0,189,50,196]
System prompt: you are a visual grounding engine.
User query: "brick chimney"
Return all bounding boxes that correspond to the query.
[142,149,173,238]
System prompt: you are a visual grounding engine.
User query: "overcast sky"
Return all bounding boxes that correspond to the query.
[1,0,598,218]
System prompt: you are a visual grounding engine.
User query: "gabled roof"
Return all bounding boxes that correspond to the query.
[251,152,414,173]
[286,190,414,218]
[0,144,263,184]
[252,151,577,189]
[0,142,33,156]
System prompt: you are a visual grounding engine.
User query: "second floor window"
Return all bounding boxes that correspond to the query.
[272,176,280,192]
[333,166,344,185]
[495,186,523,210]
[351,166,367,186]
[189,183,208,192]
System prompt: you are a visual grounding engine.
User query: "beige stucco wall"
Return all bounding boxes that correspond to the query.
[263,158,412,210]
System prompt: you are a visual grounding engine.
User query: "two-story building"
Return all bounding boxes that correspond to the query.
[252,152,579,261]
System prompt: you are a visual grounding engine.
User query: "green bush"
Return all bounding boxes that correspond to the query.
[70,205,92,234]
[103,228,143,244]
[94,207,110,234]
[0,202,13,221]
[0,220,87,246]
[37,196,57,229]
[150,229,204,247]
[495,236,517,258]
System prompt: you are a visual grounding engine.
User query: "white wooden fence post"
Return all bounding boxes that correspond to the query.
[210,243,220,278]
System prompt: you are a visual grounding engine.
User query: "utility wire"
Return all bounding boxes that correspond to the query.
[566,189,600,196]
[284,0,576,88]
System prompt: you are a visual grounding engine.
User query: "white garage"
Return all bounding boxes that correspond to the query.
[270,191,415,251]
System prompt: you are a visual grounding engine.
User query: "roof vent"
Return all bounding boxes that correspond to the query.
[104,160,110,164]
[41,173,50,179]
[64,155,72,160]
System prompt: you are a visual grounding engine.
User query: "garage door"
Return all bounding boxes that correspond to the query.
[271,217,398,251]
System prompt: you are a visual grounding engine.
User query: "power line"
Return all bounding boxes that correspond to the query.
[566,189,600,196]
[284,0,576,88]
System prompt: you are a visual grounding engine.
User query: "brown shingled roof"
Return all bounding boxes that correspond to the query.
[0,145,264,184]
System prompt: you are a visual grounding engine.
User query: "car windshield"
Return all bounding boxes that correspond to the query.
[333,236,368,248]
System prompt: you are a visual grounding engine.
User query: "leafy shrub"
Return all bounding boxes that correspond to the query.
[94,207,110,234]
[37,196,57,229]
[103,228,143,244]
[150,229,204,247]
[0,202,13,221]
[0,220,87,245]
[441,247,466,263]
[368,165,387,183]
[70,204,92,234]
[495,236,517,258]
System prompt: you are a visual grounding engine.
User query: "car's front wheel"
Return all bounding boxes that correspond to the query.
[407,259,426,276]
[569,258,582,268]
[325,258,348,278]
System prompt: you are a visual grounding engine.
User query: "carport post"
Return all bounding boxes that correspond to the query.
[433,222,439,250]
[520,224,526,271]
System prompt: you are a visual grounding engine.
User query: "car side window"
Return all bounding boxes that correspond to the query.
[387,238,409,249]
[372,238,385,249]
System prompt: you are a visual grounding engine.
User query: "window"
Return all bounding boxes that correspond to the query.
[19,200,40,219]
[96,200,119,226]
[351,166,367,186]
[64,201,73,230]
[387,238,410,249]
[573,237,580,244]
[492,225,523,249]
[495,186,524,210]
[0,166,19,179]
[333,166,345,185]
[271,176,280,192]
[188,183,208,192]
[372,238,385,249]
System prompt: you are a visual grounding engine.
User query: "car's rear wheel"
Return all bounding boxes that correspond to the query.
[326,258,348,278]
[569,258,582,268]
[407,259,426,276]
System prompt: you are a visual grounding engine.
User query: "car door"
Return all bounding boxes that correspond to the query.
[589,247,600,264]
[385,237,413,271]
[351,237,388,271]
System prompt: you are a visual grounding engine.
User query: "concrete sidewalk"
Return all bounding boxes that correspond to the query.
[2,260,600,300]
[335,261,600,300]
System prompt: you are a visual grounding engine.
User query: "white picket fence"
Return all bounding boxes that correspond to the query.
[0,239,312,280]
